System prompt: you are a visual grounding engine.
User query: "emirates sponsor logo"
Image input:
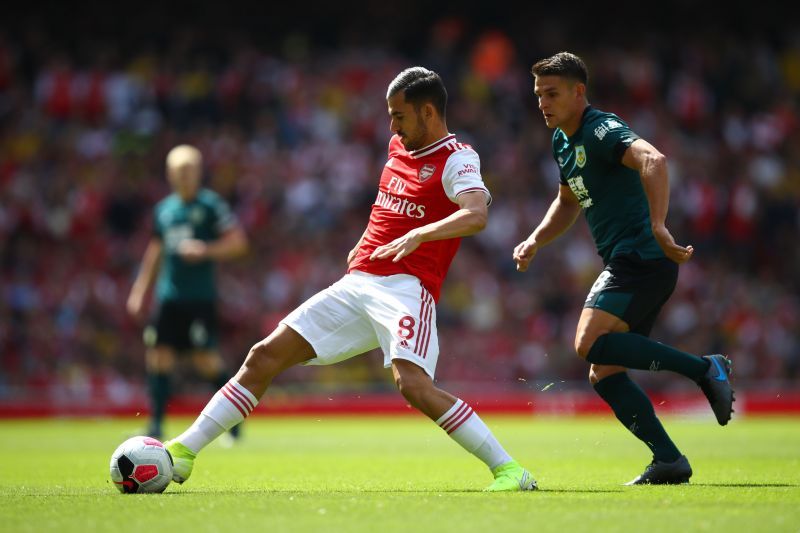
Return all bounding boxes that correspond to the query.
[375,190,427,219]
[418,164,436,182]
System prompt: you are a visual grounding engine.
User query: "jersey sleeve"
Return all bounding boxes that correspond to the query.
[208,193,238,235]
[152,206,163,240]
[588,115,640,163]
[441,148,492,205]
[551,130,569,186]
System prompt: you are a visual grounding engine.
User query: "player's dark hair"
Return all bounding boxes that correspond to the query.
[531,52,588,85]
[387,67,447,119]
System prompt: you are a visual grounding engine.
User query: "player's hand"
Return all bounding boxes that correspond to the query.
[347,246,359,265]
[177,239,208,262]
[512,238,538,272]
[652,225,694,264]
[369,231,423,263]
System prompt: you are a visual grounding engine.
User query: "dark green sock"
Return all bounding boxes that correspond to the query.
[147,373,171,437]
[586,333,709,381]
[593,373,681,463]
[213,372,241,438]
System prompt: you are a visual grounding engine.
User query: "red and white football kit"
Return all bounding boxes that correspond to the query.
[282,134,490,377]
[174,133,526,481]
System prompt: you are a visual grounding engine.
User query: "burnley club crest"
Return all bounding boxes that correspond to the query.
[575,145,587,168]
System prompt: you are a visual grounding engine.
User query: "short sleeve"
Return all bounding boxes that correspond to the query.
[552,130,569,186]
[588,116,640,163]
[209,194,237,234]
[441,148,492,205]
[152,207,163,240]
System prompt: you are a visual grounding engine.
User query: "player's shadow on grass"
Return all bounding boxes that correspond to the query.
[162,488,626,495]
[692,482,799,488]
[540,488,625,493]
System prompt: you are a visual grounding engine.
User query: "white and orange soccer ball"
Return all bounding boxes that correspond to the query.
[109,436,173,493]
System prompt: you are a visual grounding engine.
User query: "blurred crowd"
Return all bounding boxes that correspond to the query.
[1,11,799,405]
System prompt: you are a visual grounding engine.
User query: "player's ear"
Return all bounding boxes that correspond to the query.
[423,102,436,121]
[574,82,586,99]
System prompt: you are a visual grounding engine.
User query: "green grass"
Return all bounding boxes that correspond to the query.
[1,416,799,532]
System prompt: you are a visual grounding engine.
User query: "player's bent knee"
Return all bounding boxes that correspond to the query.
[574,335,596,360]
[575,330,612,360]
[241,341,283,380]
[589,364,625,385]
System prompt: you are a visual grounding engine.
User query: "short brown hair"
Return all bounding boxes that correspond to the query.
[531,52,588,85]
[387,67,448,119]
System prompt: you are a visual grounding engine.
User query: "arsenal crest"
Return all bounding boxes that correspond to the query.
[418,164,436,182]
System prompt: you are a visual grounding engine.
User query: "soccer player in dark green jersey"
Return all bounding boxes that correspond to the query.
[513,52,734,485]
[127,145,248,440]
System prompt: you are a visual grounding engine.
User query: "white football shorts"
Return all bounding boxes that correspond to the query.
[280,270,439,378]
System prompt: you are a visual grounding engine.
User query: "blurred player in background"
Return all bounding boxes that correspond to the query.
[513,52,734,485]
[127,145,248,440]
[165,67,537,492]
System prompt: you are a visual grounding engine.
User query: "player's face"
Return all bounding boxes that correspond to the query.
[388,92,428,151]
[534,75,584,130]
[167,163,201,200]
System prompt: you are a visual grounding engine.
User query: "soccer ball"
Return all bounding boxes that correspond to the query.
[109,436,173,493]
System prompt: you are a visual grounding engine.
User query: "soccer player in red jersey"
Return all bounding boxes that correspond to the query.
[165,67,537,492]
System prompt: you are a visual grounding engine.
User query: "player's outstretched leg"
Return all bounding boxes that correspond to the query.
[195,350,244,446]
[211,372,243,445]
[584,334,736,423]
[392,360,537,492]
[166,325,315,484]
[437,398,537,492]
[166,379,256,483]
[697,354,734,426]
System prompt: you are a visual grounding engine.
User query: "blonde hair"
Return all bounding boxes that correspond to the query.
[166,144,203,170]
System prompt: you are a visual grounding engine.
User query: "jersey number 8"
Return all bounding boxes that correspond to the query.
[397,316,416,340]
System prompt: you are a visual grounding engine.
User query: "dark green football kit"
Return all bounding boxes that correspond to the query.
[146,188,237,351]
[551,106,677,335]
[548,104,726,478]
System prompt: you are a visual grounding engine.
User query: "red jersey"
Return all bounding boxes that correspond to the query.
[348,134,490,301]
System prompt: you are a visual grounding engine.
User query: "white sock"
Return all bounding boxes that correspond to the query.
[436,398,513,470]
[175,380,258,454]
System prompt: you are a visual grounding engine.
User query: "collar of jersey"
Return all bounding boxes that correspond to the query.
[566,106,594,141]
[409,134,456,159]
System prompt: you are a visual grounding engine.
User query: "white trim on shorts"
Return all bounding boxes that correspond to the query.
[280,271,440,378]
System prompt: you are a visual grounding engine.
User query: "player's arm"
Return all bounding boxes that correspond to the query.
[369,191,488,263]
[177,225,248,263]
[513,184,581,272]
[622,138,693,264]
[127,238,163,319]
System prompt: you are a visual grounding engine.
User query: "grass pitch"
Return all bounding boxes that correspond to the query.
[1,415,798,532]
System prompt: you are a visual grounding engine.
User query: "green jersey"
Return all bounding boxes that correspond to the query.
[552,106,664,264]
[153,188,237,302]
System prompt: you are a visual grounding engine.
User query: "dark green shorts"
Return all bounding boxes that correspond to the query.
[145,300,219,352]
[583,253,678,336]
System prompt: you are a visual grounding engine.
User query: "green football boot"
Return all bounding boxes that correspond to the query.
[164,440,196,484]
[484,460,538,492]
